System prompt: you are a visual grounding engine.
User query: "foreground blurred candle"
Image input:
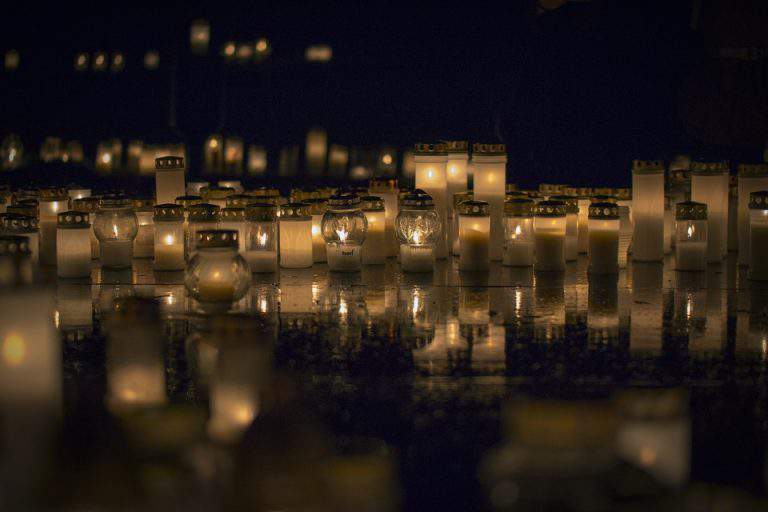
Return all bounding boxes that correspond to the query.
[1,214,39,264]
[360,196,386,265]
[457,200,490,272]
[632,160,665,262]
[396,192,441,272]
[153,204,185,271]
[155,155,186,205]
[738,164,768,266]
[187,203,220,257]
[278,203,313,268]
[414,143,448,258]
[132,197,155,258]
[38,194,70,266]
[185,230,250,304]
[587,202,619,274]
[368,177,399,258]
[749,191,768,280]
[503,197,535,266]
[551,195,579,261]
[534,200,566,272]
[93,196,138,269]
[691,161,729,263]
[245,203,278,273]
[472,143,507,261]
[305,198,328,263]
[56,211,91,278]
[675,201,707,272]
[452,191,473,255]
[322,194,368,272]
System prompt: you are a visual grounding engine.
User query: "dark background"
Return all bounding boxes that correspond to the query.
[1,0,767,186]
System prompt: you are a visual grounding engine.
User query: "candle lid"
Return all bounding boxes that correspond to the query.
[590,194,618,204]
[505,190,528,201]
[0,235,31,256]
[57,210,90,228]
[224,194,254,208]
[187,180,209,188]
[38,186,68,199]
[38,194,69,203]
[360,195,385,212]
[250,186,281,197]
[279,202,311,220]
[6,204,37,217]
[245,203,278,221]
[738,163,768,178]
[1,213,38,232]
[188,203,220,222]
[303,198,329,215]
[472,143,506,155]
[99,195,131,208]
[155,155,184,170]
[457,200,490,216]
[154,203,185,221]
[175,195,203,208]
[401,193,434,209]
[549,195,579,214]
[691,160,729,175]
[632,160,665,174]
[676,201,707,220]
[588,202,619,219]
[614,188,632,200]
[749,191,768,210]
[220,207,245,220]
[196,229,238,249]
[414,142,447,155]
[453,191,473,208]
[201,186,235,199]
[290,188,317,202]
[504,197,534,216]
[441,140,468,153]
[328,194,361,208]
[132,197,155,211]
[369,177,398,193]
[535,200,566,217]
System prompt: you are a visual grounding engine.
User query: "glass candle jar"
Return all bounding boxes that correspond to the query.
[38,195,70,266]
[94,196,138,269]
[414,143,449,259]
[534,200,566,272]
[396,192,441,272]
[201,185,235,209]
[749,191,768,280]
[245,203,278,273]
[187,203,220,257]
[278,203,313,269]
[132,197,155,258]
[588,202,619,274]
[219,207,246,255]
[691,161,728,263]
[305,198,328,263]
[155,155,186,205]
[457,200,490,271]
[675,201,707,272]
[73,197,101,259]
[738,164,768,266]
[503,198,535,267]
[185,229,250,305]
[186,181,209,196]
[452,191,473,255]
[632,160,665,262]
[368,177,400,258]
[322,194,368,272]
[472,143,507,261]
[551,195,579,261]
[1,214,39,264]
[56,211,91,278]
[360,196,386,265]
[153,204,185,271]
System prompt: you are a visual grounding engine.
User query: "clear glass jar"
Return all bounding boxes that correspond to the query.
[503,198,534,267]
[457,200,490,271]
[94,196,138,269]
[132,197,155,258]
[533,200,566,272]
[749,191,768,280]
[278,202,313,268]
[56,211,91,278]
[321,194,368,272]
[187,203,220,257]
[245,203,278,273]
[675,201,707,272]
[153,204,186,271]
[588,202,619,274]
[185,229,250,306]
[360,196,386,265]
[395,192,441,272]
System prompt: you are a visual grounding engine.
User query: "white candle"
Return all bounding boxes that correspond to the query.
[153,204,186,271]
[550,195,578,261]
[445,141,469,251]
[400,244,434,272]
[534,201,566,272]
[369,177,400,258]
[327,243,363,271]
[414,143,449,258]
[503,198,535,267]
[100,240,133,269]
[632,160,665,262]
[452,191,473,255]
[245,204,278,273]
[132,203,155,258]
[458,201,490,272]
[472,143,507,261]
[675,201,707,272]
[749,192,768,280]
[691,161,728,263]
[278,203,313,268]
[56,211,91,278]
[738,164,768,265]
[73,198,100,259]
[587,203,619,274]
[361,197,386,265]
[2,214,39,264]
[39,196,70,266]
[155,155,186,205]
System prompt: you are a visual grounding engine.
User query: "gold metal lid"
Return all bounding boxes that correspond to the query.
[132,197,155,211]
[73,197,101,212]
[155,155,184,170]
[188,203,220,222]
[220,207,245,220]
[99,195,132,208]
[0,235,31,256]
[360,195,385,212]
[57,210,90,228]
[676,201,707,220]
[414,142,447,154]
[588,202,619,220]
[440,140,468,153]
[303,198,329,215]
[250,186,281,197]
[154,204,185,221]
[245,203,278,222]
[175,195,203,208]
[225,194,256,208]
[328,194,361,208]
[749,191,768,210]
[1,213,38,231]
[457,200,489,216]
[738,163,768,178]
[590,194,618,204]
[472,143,506,155]
[453,190,473,208]
[401,193,434,208]
[691,160,728,175]
[201,186,235,199]
[196,229,238,249]
[549,195,578,214]
[632,159,665,174]
[368,177,398,193]
[278,202,311,220]
[504,197,534,216]
[38,187,68,199]
[535,200,566,217]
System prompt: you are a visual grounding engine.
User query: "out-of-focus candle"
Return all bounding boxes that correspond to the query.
[126,139,143,173]
[691,161,729,263]
[675,201,707,272]
[187,203,220,257]
[472,143,507,261]
[738,164,768,266]
[153,204,185,271]
[204,134,224,175]
[632,160,665,262]
[56,211,91,278]
[533,200,566,272]
[224,137,244,175]
[201,185,235,210]
[396,193,441,272]
[278,203,313,268]
[748,191,768,280]
[305,198,328,263]
[551,195,579,261]
[38,194,70,266]
[132,198,155,258]
[247,144,268,175]
[219,207,246,256]
[306,128,328,176]
[414,143,449,259]
[155,155,186,205]
[94,196,138,269]
[322,194,367,272]
[361,196,386,265]
[187,181,209,196]
[587,202,619,274]
[368,177,399,258]
[452,191,473,255]
[503,197,535,267]
[457,200,490,272]
[245,203,278,273]
[218,180,244,194]
[190,18,210,54]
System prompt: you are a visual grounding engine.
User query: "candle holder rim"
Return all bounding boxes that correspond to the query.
[56,210,90,228]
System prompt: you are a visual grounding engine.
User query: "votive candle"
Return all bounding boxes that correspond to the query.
[588,202,619,274]
[534,200,566,272]
[632,160,665,262]
[503,198,535,266]
[56,211,91,278]
[472,143,507,261]
[155,155,186,205]
[278,203,313,268]
[245,203,278,273]
[675,201,707,272]
[153,204,186,271]
[414,143,449,258]
[691,161,728,263]
[457,200,490,272]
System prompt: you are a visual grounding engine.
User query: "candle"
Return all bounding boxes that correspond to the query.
[306,128,328,176]
[458,200,490,272]
[534,201,567,272]
[190,18,210,54]
[186,203,220,257]
[278,203,313,268]
[691,161,729,263]
[674,201,707,272]
[204,134,224,174]
[472,143,507,261]
[185,230,250,305]
[587,202,619,274]
[132,198,155,258]
[93,196,138,270]
[126,140,143,172]
[1,214,39,264]
[445,141,469,251]
[400,244,434,273]
[305,198,328,262]
[503,198,535,267]
[577,197,590,253]
[219,207,247,255]
[218,180,244,194]
[56,211,91,278]
[67,187,91,201]
[155,155,186,205]
[224,137,244,175]
[618,205,632,269]
[396,192,441,273]
[414,143,449,258]
[38,195,70,266]
[361,196,386,265]
[368,177,399,258]
[632,160,665,262]
[452,191,473,255]
[153,204,186,271]
[73,197,99,259]
[550,195,579,261]
[749,191,768,280]
[738,164,768,265]
[201,185,235,210]
[187,181,209,196]
[322,194,367,272]
[247,144,268,175]
[245,203,278,273]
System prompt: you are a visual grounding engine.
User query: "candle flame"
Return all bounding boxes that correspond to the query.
[258,232,268,247]
[686,224,695,239]
[112,225,119,238]
[511,224,522,240]
[411,229,423,245]
[336,227,349,243]
[163,234,175,245]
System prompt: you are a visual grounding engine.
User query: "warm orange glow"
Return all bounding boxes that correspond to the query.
[382,154,393,165]
[2,333,26,367]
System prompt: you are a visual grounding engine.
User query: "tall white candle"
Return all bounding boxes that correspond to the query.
[445,141,469,251]
[749,191,768,280]
[414,143,449,258]
[452,191,473,255]
[132,198,155,258]
[503,198,535,267]
[361,196,386,265]
[551,195,578,261]
[38,195,70,266]
[153,204,186,271]
[155,155,186,205]
[472,143,507,261]
[691,161,728,263]
[305,199,328,263]
[278,203,313,269]
[632,160,665,262]
[738,164,768,265]
[457,200,490,272]
[675,201,707,272]
[587,203,619,274]
[368,177,399,258]
[56,211,91,278]
[534,200,566,272]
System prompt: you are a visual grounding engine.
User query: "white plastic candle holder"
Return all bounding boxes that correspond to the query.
[56,211,91,278]
[675,201,707,272]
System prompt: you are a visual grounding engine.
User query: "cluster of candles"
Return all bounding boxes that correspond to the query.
[3,150,768,306]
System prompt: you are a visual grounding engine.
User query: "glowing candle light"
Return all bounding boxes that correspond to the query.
[533,200,566,272]
[457,200,490,272]
[674,201,707,272]
[445,140,469,246]
[153,204,185,271]
[632,160,665,262]
[691,161,729,263]
[414,143,449,258]
[503,198,535,267]
[305,198,328,263]
[185,230,250,307]
[472,143,507,261]
[224,137,244,175]
[396,193,441,272]
[93,196,138,269]
[278,203,313,269]
[306,128,328,176]
[56,211,91,278]
[360,196,386,265]
[247,144,268,175]
[322,194,367,272]
[204,134,224,175]
[587,202,619,275]
[190,18,210,54]
[245,203,278,273]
